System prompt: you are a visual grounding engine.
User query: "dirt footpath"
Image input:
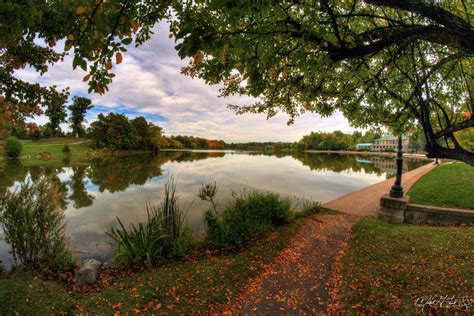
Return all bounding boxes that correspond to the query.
[229,213,358,314]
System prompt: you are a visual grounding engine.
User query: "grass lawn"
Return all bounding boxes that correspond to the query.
[0,216,308,314]
[408,162,474,210]
[338,218,473,314]
[1,137,93,165]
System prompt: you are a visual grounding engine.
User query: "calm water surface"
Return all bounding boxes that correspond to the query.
[0,151,428,268]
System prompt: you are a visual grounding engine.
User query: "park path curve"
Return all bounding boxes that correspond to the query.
[322,161,436,217]
[229,213,358,314]
[227,162,436,314]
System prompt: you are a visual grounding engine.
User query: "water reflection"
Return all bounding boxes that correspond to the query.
[0,151,428,268]
[292,152,423,178]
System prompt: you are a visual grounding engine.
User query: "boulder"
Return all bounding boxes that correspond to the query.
[76,259,102,285]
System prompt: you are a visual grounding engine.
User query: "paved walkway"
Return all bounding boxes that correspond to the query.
[322,162,436,216]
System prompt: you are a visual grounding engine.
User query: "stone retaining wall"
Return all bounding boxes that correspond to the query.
[379,194,474,225]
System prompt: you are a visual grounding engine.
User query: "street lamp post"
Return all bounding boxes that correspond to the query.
[390,135,404,198]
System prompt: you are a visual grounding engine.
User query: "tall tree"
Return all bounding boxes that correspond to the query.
[3,1,474,163]
[68,96,93,138]
[44,87,69,137]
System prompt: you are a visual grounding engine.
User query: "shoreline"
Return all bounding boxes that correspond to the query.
[322,162,437,216]
[305,149,430,160]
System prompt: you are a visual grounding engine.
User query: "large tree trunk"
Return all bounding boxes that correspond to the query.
[426,144,474,166]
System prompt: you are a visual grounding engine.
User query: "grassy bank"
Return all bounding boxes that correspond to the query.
[408,162,474,210]
[0,137,92,165]
[0,138,157,166]
[338,218,473,314]
[0,214,308,314]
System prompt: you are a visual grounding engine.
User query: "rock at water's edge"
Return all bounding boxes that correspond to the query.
[76,259,102,285]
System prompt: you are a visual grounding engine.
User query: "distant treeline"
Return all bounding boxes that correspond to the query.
[226,130,384,151]
[297,130,383,151]
[13,108,463,152]
[87,113,225,151]
[86,113,383,152]
[225,142,296,151]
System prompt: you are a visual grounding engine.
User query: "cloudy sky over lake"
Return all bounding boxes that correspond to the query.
[17,23,352,142]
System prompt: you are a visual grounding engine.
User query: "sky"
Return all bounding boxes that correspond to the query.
[16,23,353,143]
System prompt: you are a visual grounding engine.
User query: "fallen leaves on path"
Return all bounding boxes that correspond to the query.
[227,214,357,314]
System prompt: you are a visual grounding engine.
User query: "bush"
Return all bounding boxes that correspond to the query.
[297,200,322,218]
[62,144,71,155]
[205,191,292,248]
[108,178,194,267]
[4,137,23,158]
[0,177,76,272]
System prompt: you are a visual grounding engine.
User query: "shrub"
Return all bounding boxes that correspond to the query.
[0,177,76,272]
[108,178,194,267]
[297,200,322,218]
[62,144,71,155]
[205,191,292,248]
[4,137,23,158]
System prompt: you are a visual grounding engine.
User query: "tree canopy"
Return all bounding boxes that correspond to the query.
[68,96,94,138]
[1,0,473,164]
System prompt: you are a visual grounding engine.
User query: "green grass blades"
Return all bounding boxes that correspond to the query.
[338,218,473,314]
[107,177,193,267]
[408,162,474,210]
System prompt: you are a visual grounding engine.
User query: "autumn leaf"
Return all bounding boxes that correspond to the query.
[116,52,123,64]
[193,51,203,66]
[76,6,86,15]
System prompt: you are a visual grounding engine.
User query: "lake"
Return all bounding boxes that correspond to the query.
[0,151,429,269]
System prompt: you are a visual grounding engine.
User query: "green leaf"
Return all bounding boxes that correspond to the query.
[121,38,133,45]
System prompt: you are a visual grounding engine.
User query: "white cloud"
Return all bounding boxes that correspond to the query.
[16,23,352,142]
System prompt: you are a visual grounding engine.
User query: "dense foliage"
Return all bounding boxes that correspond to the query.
[3,0,473,164]
[0,178,76,272]
[225,142,295,151]
[88,113,167,151]
[3,136,23,158]
[205,191,292,247]
[169,1,474,164]
[298,131,354,151]
[296,130,385,151]
[68,96,93,138]
[87,112,226,151]
[171,135,225,150]
[44,88,69,137]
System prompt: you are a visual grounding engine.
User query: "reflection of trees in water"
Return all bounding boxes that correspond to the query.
[1,151,425,211]
[68,166,94,208]
[292,153,427,177]
[0,151,225,210]
[163,151,226,162]
[0,162,68,209]
[85,152,224,193]
[292,153,384,176]
[86,155,164,193]
[0,160,28,196]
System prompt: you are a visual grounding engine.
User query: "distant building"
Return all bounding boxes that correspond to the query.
[356,143,373,150]
[372,135,409,152]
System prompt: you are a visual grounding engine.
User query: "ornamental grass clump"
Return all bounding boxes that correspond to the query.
[108,177,194,267]
[204,191,292,248]
[0,177,76,273]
